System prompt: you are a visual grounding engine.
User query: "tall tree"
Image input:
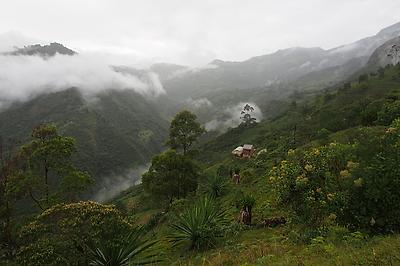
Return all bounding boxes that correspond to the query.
[167,110,205,155]
[0,137,21,259]
[240,104,257,125]
[142,150,199,207]
[19,124,91,210]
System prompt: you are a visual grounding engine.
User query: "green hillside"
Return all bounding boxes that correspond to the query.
[3,34,400,266]
[110,63,400,265]
[0,88,169,180]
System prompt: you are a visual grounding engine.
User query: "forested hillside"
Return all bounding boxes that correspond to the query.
[0,88,169,178]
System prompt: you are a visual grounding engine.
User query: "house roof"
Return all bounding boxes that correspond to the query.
[233,146,244,152]
[243,144,253,150]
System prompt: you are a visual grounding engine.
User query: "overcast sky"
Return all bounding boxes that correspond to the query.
[1,0,399,66]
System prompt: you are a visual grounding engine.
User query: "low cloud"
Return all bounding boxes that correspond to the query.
[0,53,165,109]
[205,102,263,132]
[185,97,213,109]
[92,164,149,203]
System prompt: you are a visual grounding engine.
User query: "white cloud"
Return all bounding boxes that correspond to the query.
[185,97,213,109]
[0,1,399,66]
[205,102,263,132]
[92,164,149,202]
[0,53,165,108]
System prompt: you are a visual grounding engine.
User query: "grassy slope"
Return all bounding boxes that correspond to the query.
[115,65,400,265]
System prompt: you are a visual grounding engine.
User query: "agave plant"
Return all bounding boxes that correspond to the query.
[87,227,160,266]
[169,197,227,250]
[201,174,228,198]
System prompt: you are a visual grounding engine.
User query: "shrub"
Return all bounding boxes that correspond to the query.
[270,123,400,232]
[169,197,227,250]
[16,201,132,266]
[377,100,400,125]
[201,175,228,199]
[87,227,159,266]
[269,143,355,226]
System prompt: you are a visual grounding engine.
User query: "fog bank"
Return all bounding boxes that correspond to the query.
[0,53,165,109]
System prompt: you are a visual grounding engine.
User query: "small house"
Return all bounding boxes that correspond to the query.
[232,144,255,158]
[242,144,255,158]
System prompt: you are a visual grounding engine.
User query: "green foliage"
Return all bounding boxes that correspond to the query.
[270,123,400,232]
[235,192,256,211]
[316,128,331,141]
[201,175,228,199]
[16,201,132,266]
[346,124,400,232]
[0,89,169,179]
[169,197,227,250]
[270,143,355,226]
[358,74,369,84]
[216,164,230,178]
[377,100,400,125]
[87,227,160,266]
[167,110,205,155]
[18,124,92,210]
[142,149,199,207]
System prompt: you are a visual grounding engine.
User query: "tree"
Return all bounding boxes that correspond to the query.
[142,150,199,206]
[167,110,205,155]
[16,201,135,266]
[19,124,91,210]
[240,104,257,125]
[0,137,22,259]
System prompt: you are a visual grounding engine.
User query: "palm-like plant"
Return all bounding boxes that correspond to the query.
[87,227,160,266]
[236,193,256,225]
[169,197,227,250]
[201,174,227,198]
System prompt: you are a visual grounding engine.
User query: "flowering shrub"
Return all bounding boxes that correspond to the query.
[270,120,400,232]
[269,143,355,226]
[17,201,132,266]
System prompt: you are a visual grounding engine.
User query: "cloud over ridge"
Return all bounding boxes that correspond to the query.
[0,53,165,108]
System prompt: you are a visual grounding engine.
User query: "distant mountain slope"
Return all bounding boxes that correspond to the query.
[159,21,400,101]
[0,88,169,179]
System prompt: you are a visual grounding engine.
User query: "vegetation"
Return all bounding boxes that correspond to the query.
[17,201,132,265]
[141,149,199,207]
[200,174,228,199]
[87,227,160,266]
[240,103,257,125]
[169,197,227,250]
[3,53,400,265]
[167,110,205,155]
[19,124,92,210]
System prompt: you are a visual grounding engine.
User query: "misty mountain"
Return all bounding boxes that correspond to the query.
[0,88,168,179]
[1,21,400,181]
[365,36,400,70]
[158,22,400,101]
